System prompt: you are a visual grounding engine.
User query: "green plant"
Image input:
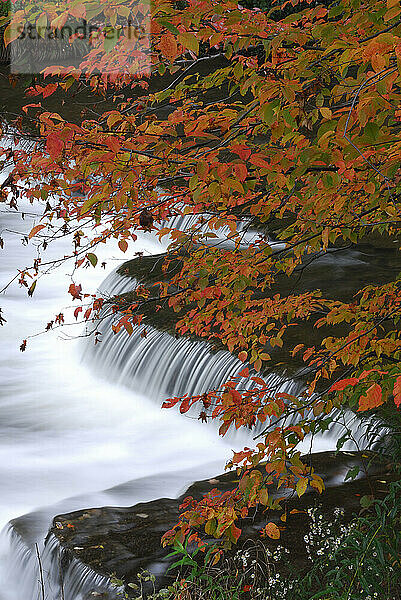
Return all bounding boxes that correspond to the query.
[296,480,401,600]
[0,1,10,19]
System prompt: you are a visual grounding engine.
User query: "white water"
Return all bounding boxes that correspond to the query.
[0,193,247,598]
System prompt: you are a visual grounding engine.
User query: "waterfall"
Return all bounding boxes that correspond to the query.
[84,267,380,458]
[162,211,263,249]
[84,269,301,410]
[0,183,245,598]
[2,524,121,600]
[157,197,286,251]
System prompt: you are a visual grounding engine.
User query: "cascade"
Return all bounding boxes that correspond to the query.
[85,267,377,445]
[2,525,121,600]
[84,268,301,412]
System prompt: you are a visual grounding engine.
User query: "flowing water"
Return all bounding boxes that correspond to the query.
[0,137,384,598]
[0,186,247,598]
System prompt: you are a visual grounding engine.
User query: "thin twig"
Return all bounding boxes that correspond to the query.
[35,543,45,600]
[59,547,65,600]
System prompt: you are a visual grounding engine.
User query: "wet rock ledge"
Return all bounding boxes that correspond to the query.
[49,451,396,594]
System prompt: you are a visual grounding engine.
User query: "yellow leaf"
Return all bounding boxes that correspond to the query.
[296,477,308,497]
[320,107,332,119]
[36,13,48,39]
[4,23,22,47]
[178,32,199,54]
[259,487,269,506]
[310,477,324,494]
[264,522,280,539]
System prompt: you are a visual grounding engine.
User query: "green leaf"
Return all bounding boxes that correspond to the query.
[296,477,308,497]
[104,30,118,53]
[363,122,380,142]
[262,102,275,125]
[87,253,98,267]
[360,495,374,509]
[178,32,199,54]
[345,465,360,481]
[329,4,344,17]
[158,18,179,35]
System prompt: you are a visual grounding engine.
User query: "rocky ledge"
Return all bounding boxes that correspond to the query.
[50,451,396,595]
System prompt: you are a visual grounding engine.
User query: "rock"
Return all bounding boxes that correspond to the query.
[50,451,396,595]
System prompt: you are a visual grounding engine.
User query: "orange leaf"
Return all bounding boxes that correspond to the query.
[358,383,383,412]
[329,378,359,392]
[68,283,82,300]
[393,376,401,408]
[264,522,280,539]
[158,33,178,62]
[118,239,128,253]
[28,224,45,239]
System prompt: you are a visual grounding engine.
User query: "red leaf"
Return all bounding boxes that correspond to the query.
[46,133,64,160]
[230,523,241,542]
[180,398,192,413]
[238,367,249,378]
[251,376,265,386]
[229,389,242,404]
[329,378,359,392]
[393,376,401,408]
[22,103,42,114]
[73,307,82,320]
[358,383,383,412]
[118,239,128,253]
[42,84,57,98]
[68,283,82,300]
[162,398,180,409]
[231,144,251,161]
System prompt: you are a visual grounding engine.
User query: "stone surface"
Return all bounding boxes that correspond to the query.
[50,451,396,593]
